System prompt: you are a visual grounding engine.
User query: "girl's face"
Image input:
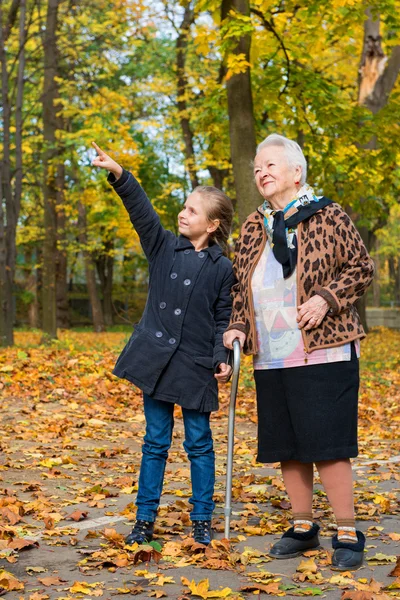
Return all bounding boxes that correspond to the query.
[254,145,300,201]
[178,192,217,241]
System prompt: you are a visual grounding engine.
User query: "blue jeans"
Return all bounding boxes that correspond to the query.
[136,394,215,522]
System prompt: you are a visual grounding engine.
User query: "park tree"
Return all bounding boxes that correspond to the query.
[0,0,29,347]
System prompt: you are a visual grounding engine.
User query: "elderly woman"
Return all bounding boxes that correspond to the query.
[224,134,374,571]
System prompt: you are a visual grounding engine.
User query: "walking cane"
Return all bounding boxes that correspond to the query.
[224,338,241,540]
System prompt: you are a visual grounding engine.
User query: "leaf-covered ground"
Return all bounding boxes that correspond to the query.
[0,328,399,599]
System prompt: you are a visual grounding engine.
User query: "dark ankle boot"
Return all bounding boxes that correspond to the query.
[331,530,365,571]
[192,520,213,545]
[269,523,320,559]
[125,519,154,545]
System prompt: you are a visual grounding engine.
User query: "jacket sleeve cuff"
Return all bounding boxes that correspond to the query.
[315,288,340,316]
[107,168,129,188]
[213,349,229,372]
[226,322,248,334]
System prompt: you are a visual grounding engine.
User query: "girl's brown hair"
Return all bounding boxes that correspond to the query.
[194,186,234,254]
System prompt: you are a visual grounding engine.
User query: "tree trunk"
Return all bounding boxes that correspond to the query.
[388,258,400,306]
[55,163,69,328]
[0,0,26,346]
[78,202,105,333]
[0,3,12,345]
[41,0,61,341]
[96,240,114,327]
[221,0,259,224]
[176,4,199,190]
[355,8,400,330]
[208,166,230,192]
[25,247,39,328]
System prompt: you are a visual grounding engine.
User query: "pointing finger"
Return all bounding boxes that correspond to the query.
[92,141,104,156]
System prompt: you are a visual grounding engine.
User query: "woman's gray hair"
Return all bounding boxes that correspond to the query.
[256,134,307,185]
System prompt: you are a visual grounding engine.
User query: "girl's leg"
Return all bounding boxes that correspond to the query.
[136,394,174,522]
[182,408,215,521]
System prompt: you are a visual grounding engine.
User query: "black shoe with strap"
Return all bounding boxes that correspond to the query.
[125,520,154,545]
[192,520,213,546]
[269,523,320,559]
[331,530,365,571]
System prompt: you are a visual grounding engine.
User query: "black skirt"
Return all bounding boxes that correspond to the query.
[255,343,359,463]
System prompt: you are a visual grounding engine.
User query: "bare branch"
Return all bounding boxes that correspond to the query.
[3,0,21,41]
[251,7,290,97]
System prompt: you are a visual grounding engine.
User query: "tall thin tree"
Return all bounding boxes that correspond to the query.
[41,0,61,340]
[221,0,259,224]
[0,0,26,346]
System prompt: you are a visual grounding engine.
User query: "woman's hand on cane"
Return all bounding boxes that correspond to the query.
[91,142,123,180]
[223,329,246,350]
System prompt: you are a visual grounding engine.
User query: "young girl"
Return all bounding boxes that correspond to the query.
[92,142,234,546]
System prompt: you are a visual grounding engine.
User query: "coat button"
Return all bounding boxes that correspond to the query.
[184,279,191,286]
[156,331,163,338]
[170,272,177,279]
[174,308,182,316]
[169,338,176,345]
[198,251,205,258]
[160,302,166,309]
[184,249,191,254]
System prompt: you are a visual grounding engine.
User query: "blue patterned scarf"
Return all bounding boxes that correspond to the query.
[261,184,332,278]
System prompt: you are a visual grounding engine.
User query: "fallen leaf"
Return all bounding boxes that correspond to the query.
[240,582,283,595]
[70,581,104,595]
[366,553,397,564]
[296,558,318,573]
[66,509,88,522]
[38,576,67,586]
[389,556,400,577]
[0,570,24,591]
[8,538,39,551]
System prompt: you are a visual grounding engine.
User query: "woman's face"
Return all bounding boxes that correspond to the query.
[254,145,300,201]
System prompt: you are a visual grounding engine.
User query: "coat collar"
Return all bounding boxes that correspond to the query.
[244,207,264,224]
[176,235,223,262]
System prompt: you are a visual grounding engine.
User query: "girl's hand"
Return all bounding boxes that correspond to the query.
[214,362,232,383]
[297,294,329,330]
[91,142,123,179]
[223,328,246,350]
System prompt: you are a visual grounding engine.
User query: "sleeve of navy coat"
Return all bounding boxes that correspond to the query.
[108,169,171,262]
[213,266,235,370]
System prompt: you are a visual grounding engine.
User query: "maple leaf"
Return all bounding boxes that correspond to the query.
[181,577,233,598]
[296,558,318,574]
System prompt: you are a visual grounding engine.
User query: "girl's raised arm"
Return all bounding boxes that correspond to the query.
[91,142,171,262]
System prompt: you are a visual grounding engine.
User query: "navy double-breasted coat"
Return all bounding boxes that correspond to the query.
[110,169,234,412]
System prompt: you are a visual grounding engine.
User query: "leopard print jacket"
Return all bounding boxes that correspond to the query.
[226,202,375,357]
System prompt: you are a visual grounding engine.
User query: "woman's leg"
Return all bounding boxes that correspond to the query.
[136,394,174,522]
[316,458,357,542]
[269,460,319,557]
[181,408,215,521]
[316,458,354,519]
[281,460,314,513]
